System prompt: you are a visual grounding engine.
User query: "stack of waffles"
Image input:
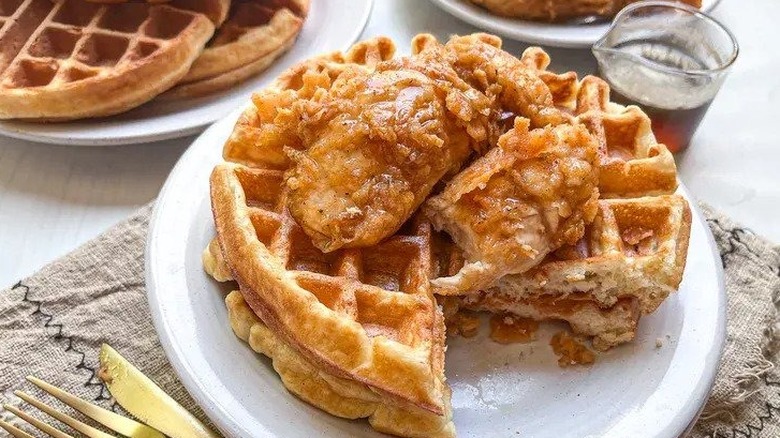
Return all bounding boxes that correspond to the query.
[467,0,702,21]
[204,36,692,437]
[0,0,308,120]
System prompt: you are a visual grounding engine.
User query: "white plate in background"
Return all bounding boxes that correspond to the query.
[427,0,721,48]
[146,111,726,438]
[0,0,373,146]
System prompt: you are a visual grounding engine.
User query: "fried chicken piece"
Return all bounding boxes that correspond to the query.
[285,34,573,252]
[440,33,571,128]
[425,117,600,295]
[224,37,396,169]
[285,53,494,252]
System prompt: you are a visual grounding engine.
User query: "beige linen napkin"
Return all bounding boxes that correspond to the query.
[0,203,778,437]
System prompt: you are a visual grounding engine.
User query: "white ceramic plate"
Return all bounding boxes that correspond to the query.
[427,0,722,48]
[0,0,373,146]
[147,111,726,438]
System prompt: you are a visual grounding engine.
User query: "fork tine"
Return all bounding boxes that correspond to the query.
[4,404,74,438]
[0,419,36,438]
[26,375,164,438]
[14,391,114,438]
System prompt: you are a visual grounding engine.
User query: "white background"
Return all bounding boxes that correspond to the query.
[1,0,777,288]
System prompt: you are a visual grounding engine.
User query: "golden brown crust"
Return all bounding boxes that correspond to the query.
[469,0,702,21]
[161,31,297,99]
[220,36,396,169]
[210,163,450,417]
[225,291,456,438]
[0,0,216,120]
[426,118,600,294]
[182,1,306,84]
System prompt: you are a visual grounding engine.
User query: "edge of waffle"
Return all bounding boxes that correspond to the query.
[183,0,308,83]
[210,162,450,416]
[162,0,310,99]
[225,290,456,438]
[521,48,678,198]
[450,195,692,348]
[86,0,232,26]
[0,0,218,120]
[468,0,703,21]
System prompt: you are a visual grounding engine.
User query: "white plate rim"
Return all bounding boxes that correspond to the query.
[146,110,726,438]
[426,0,723,48]
[0,0,374,147]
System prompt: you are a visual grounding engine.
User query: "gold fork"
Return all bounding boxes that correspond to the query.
[0,375,164,438]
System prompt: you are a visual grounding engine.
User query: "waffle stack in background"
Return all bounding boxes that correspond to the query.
[203,35,692,438]
[468,0,703,21]
[0,0,308,120]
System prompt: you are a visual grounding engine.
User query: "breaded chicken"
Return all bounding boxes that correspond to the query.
[223,37,397,169]
[285,34,574,252]
[285,52,495,252]
[247,33,572,253]
[425,117,600,295]
[441,33,570,128]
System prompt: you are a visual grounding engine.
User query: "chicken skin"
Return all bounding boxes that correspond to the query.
[285,47,496,252]
[440,33,570,129]
[425,117,600,295]
[285,34,570,252]
[240,33,570,252]
[222,36,397,169]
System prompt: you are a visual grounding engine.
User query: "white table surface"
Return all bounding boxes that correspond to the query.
[0,0,777,289]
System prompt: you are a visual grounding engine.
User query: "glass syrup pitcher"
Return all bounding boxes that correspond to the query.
[592,1,738,153]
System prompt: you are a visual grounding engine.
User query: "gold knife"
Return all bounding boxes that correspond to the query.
[98,344,221,438]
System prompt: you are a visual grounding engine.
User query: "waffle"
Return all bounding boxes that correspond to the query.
[0,0,226,120]
[521,50,678,198]
[204,34,694,435]
[433,47,689,349]
[210,162,450,413]
[225,291,455,438]
[87,0,231,24]
[206,247,455,437]
[468,0,702,21]
[446,195,691,349]
[210,162,452,432]
[164,0,308,99]
[520,48,679,198]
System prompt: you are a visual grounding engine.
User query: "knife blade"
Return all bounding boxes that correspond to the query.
[98,344,221,438]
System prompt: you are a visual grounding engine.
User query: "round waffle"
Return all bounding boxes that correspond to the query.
[0,0,227,120]
[206,34,693,437]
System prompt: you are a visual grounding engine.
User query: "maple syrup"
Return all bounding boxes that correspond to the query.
[550,331,595,367]
[489,314,539,344]
[610,88,714,154]
[593,2,738,154]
